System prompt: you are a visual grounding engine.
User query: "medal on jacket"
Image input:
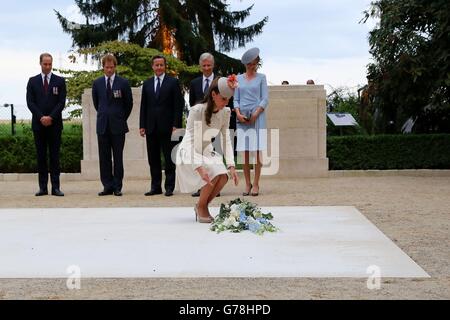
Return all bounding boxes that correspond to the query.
[113,90,122,98]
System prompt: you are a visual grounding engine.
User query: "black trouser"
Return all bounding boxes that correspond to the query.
[33,126,62,191]
[97,128,126,192]
[146,130,176,192]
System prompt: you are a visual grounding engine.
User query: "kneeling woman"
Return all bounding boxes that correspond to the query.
[176,77,239,223]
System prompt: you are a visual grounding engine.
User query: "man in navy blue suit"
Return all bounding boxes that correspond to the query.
[26,53,66,196]
[92,54,133,196]
[139,55,184,197]
[189,53,215,108]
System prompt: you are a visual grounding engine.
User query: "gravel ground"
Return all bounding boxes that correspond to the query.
[0,175,449,300]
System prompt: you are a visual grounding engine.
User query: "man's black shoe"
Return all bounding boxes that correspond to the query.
[145,189,163,196]
[35,189,48,196]
[165,190,174,197]
[98,190,114,196]
[114,190,123,197]
[192,190,220,197]
[51,189,64,197]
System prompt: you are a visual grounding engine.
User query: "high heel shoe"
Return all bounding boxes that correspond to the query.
[243,184,252,196]
[194,204,213,223]
[251,185,259,196]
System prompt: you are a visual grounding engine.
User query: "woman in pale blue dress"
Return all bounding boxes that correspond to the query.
[234,48,269,196]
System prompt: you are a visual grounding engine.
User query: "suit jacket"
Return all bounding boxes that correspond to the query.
[139,75,184,135]
[26,73,67,131]
[189,75,236,129]
[189,76,207,107]
[92,75,133,135]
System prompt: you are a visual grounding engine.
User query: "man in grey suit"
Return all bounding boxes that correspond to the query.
[92,54,133,196]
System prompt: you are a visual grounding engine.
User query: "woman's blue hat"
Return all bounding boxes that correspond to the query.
[241,47,260,65]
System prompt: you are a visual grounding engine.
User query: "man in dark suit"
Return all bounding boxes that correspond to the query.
[189,53,215,108]
[189,53,237,197]
[92,54,133,196]
[26,53,66,196]
[140,55,184,197]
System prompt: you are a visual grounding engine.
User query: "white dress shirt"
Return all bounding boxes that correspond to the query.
[203,73,214,93]
[154,73,166,92]
[105,73,116,88]
[41,72,52,84]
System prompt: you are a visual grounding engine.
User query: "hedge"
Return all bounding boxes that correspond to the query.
[1,134,449,172]
[0,134,82,173]
[327,134,450,170]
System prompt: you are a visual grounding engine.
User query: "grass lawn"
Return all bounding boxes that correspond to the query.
[0,120,82,136]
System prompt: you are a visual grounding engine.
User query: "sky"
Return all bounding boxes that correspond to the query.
[0,0,376,119]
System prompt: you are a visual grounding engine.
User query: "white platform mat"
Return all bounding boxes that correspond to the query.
[0,207,429,278]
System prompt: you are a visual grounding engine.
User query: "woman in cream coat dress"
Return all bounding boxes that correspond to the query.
[176,77,239,223]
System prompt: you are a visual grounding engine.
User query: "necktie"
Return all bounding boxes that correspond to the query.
[44,75,49,94]
[204,78,210,94]
[107,77,112,98]
[155,77,161,99]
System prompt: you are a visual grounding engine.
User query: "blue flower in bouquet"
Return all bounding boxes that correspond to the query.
[248,221,262,233]
[210,198,278,235]
[257,217,268,225]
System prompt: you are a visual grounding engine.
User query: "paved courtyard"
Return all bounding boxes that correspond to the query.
[0,175,449,299]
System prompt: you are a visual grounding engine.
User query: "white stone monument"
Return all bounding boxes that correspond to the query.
[81,85,328,180]
[266,85,328,178]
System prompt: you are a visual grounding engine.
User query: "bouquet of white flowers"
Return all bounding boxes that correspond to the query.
[210,198,278,235]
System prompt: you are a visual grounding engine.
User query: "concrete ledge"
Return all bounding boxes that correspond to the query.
[1,169,450,182]
[18,174,39,181]
[2,174,16,182]
[0,173,84,182]
[81,160,150,181]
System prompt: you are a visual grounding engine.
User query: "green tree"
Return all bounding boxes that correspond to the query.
[55,0,268,74]
[362,0,450,133]
[58,41,199,117]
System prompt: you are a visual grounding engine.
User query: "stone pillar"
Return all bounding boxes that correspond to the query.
[81,88,150,180]
[264,85,328,178]
[81,85,328,180]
